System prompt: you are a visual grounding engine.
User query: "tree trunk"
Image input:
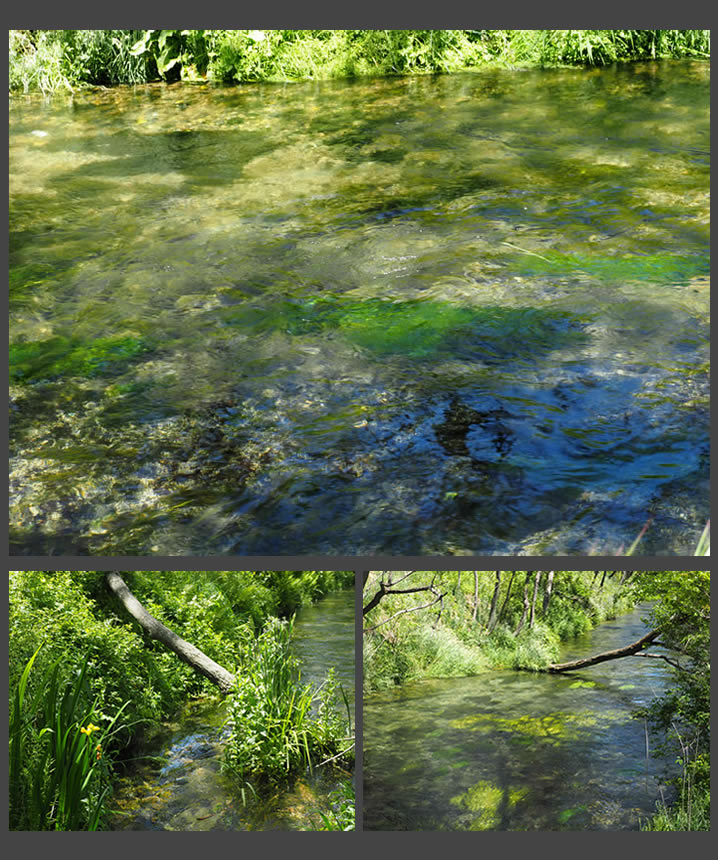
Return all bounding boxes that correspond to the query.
[514,572,533,636]
[529,571,542,629]
[105,572,237,693]
[542,571,554,615]
[472,573,479,623]
[498,572,515,625]
[487,572,501,631]
[546,629,661,673]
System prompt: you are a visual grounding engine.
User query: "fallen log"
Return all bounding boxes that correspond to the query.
[547,629,661,673]
[105,572,237,693]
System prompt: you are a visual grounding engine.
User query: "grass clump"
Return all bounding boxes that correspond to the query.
[222,617,352,787]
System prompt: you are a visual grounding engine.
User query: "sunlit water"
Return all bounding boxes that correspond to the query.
[9,62,709,554]
[363,605,677,830]
[109,588,354,830]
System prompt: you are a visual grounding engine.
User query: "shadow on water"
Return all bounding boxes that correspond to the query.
[9,62,709,555]
[364,606,678,831]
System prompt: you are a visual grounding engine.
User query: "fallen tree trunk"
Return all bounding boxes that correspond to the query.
[105,572,237,693]
[547,629,661,673]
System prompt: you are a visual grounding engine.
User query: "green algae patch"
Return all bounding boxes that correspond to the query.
[451,779,528,830]
[569,680,597,689]
[10,334,153,383]
[220,294,585,361]
[511,250,709,285]
[558,804,588,825]
[449,710,622,742]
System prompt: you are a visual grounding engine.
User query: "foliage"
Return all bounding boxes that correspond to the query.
[631,572,710,831]
[363,572,637,691]
[8,30,147,93]
[222,617,352,785]
[9,646,129,830]
[315,779,355,831]
[10,30,710,93]
[9,573,352,743]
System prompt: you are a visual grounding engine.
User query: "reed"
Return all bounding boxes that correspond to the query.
[9,645,129,830]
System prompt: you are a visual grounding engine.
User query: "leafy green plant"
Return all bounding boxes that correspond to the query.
[9,645,129,830]
[316,780,355,830]
[129,30,191,80]
[222,617,352,787]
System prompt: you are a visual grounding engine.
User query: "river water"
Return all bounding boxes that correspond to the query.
[9,62,709,555]
[363,605,676,830]
[108,587,354,830]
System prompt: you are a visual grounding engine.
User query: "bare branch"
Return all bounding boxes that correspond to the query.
[365,591,445,632]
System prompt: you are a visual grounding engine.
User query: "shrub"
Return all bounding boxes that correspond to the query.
[512,622,561,670]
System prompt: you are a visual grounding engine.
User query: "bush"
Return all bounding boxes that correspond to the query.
[408,624,486,678]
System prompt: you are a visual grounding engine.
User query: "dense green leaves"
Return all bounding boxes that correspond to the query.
[9,571,353,829]
[9,30,711,93]
[629,572,711,830]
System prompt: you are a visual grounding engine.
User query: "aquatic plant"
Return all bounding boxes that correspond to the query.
[9,645,129,830]
[10,334,152,384]
[223,617,352,786]
[450,779,528,830]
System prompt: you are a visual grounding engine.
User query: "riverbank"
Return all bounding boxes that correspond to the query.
[9,572,354,830]
[9,30,710,94]
[364,604,678,830]
[363,572,637,693]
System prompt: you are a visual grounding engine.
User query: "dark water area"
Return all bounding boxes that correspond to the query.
[363,605,677,830]
[9,62,709,555]
[109,588,354,830]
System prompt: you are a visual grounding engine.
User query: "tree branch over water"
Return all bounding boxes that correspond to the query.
[546,629,661,673]
[364,591,446,633]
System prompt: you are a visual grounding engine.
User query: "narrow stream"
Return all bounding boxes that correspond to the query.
[109,587,354,830]
[363,605,676,830]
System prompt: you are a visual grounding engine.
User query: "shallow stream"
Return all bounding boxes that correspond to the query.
[109,587,354,830]
[9,62,709,554]
[363,605,677,830]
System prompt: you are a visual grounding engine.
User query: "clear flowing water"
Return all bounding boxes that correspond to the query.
[109,588,354,830]
[9,62,709,555]
[363,605,677,830]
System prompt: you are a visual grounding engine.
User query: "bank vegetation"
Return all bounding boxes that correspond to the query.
[9,30,711,94]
